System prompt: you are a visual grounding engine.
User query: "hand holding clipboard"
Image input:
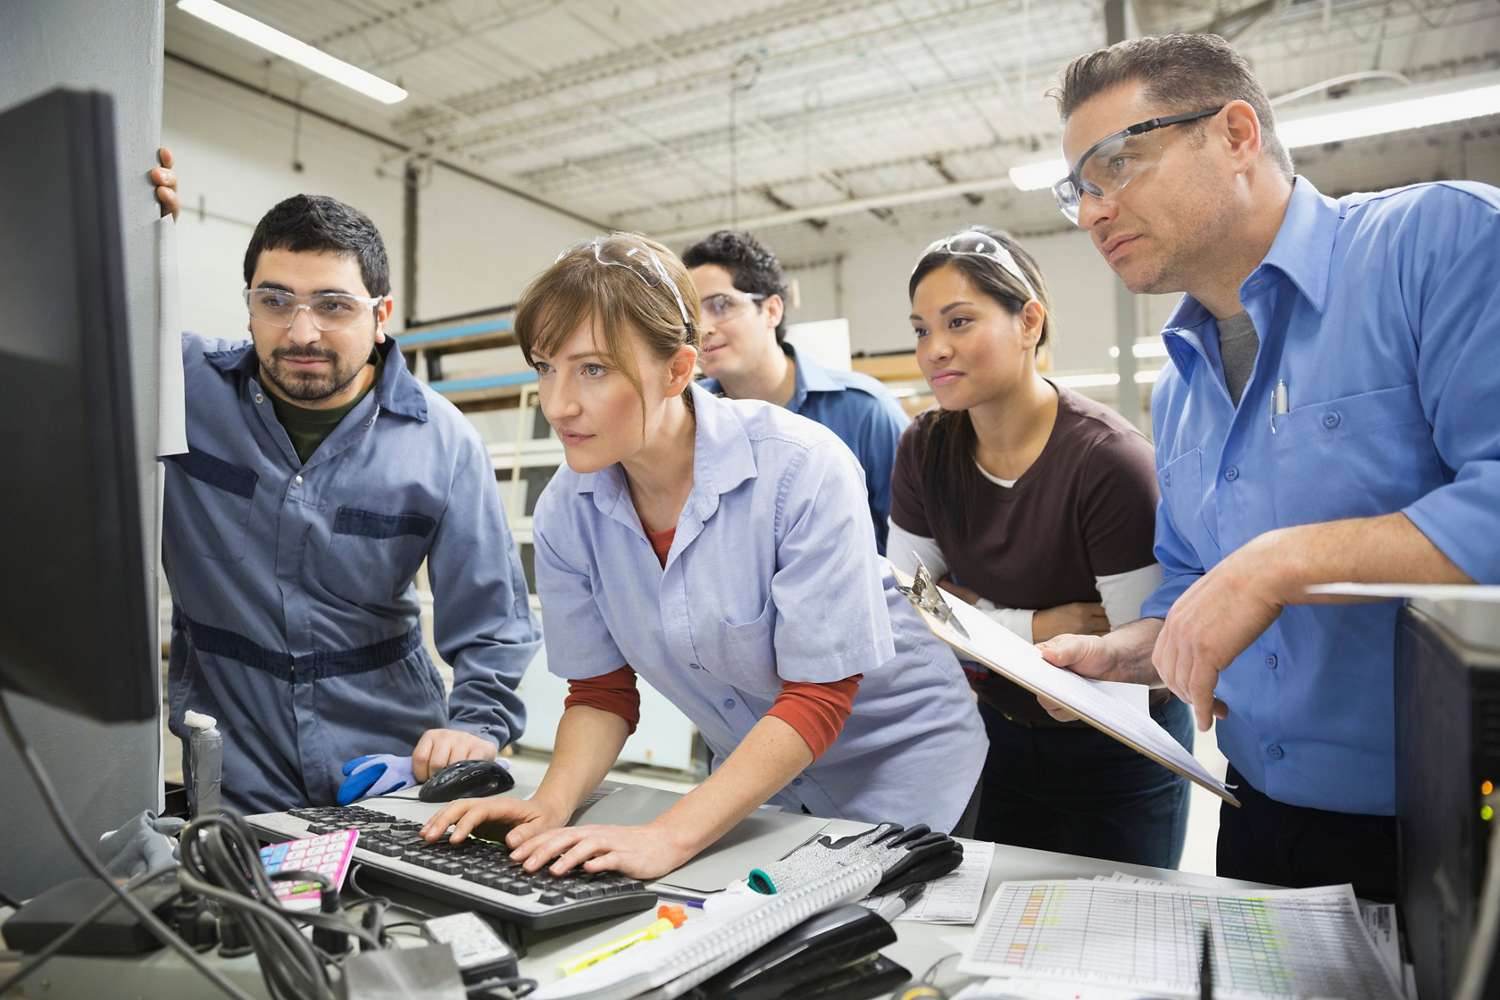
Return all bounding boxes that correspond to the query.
[895,559,1238,806]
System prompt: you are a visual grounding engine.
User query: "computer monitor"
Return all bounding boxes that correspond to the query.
[0,87,154,723]
[1396,598,1500,1000]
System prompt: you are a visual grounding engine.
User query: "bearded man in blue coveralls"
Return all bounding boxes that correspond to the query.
[151,159,540,813]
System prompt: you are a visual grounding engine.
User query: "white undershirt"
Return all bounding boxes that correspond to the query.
[887,517,1163,643]
[972,459,1017,489]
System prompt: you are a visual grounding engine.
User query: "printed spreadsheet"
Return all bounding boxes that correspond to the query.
[961,879,1403,999]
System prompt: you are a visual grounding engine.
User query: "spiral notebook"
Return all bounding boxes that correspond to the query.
[532,861,883,1000]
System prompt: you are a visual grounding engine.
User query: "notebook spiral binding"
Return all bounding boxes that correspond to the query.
[535,859,884,1000]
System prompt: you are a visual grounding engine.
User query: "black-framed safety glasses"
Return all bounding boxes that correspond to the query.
[1052,106,1224,224]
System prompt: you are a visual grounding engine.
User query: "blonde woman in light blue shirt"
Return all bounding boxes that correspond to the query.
[422,235,985,880]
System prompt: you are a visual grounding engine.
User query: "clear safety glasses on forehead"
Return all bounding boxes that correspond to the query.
[561,234,695,335]
[916,230,1037,300]
[1052,106,1223,225]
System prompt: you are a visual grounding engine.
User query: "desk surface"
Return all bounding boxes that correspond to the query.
[0,806,1262,999]
[515,815,1262,992]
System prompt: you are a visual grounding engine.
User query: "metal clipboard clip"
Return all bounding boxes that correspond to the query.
[895,555,971,640]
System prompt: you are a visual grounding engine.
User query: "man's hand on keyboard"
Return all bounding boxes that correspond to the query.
[510,821,693,882]
[411,727,497,782]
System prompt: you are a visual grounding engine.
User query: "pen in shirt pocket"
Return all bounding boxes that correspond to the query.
[1269,379,1289,433]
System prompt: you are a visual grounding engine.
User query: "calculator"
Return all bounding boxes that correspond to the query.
[257,828,360,910]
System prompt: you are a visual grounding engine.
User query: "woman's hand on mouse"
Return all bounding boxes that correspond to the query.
[421,793,571,849]
[411,728,497,782]
[507,820,696,881]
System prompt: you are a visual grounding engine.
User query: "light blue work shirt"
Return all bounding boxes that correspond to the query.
[533,384,986,832]
[1142,177,1500,815]
[163,334,541,814]
[700,343,909,554]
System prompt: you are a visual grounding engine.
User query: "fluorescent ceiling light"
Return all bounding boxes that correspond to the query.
[1051,370,1159,390]
[1052,372,1119,389]
[1277,77,1500,147]
[1108,341,1170,360]
[1009,71,1500,192]
[177,0,407,105]
[1008,157,1068,192]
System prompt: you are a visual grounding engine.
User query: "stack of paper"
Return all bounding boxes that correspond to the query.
[961,878,1404,999]
[1094,872,1415,998]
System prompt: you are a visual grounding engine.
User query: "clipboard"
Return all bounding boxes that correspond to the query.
[896,559,1239,807]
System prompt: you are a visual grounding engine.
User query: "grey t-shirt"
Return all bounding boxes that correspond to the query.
[1218,311,1260,406]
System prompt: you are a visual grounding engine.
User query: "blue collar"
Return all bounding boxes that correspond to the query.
[784,342,839,412]
[574,383,758,523]
[203,338,428,421]
[1161,175,1342,375]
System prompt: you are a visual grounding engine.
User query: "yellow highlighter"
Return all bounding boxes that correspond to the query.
[560,904,688,976]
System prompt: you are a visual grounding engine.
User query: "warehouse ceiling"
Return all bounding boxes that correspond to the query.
[167,0,1500,252]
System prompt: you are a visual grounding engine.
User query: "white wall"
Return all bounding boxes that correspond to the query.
[783,226,1132,371]
[162,59,597,340]
[414,164,597,320]
[162,61,407,340]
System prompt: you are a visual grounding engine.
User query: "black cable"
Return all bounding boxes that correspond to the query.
[0,866,180,995]
[346,860,435,920]
[179,813,336,999]
[467,974,538,999]
[380,919,438,943]
[179,812,328,999]
[178,810,384,1000]
[0,693,254,1000]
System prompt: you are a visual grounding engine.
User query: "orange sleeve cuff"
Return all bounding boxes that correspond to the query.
[766,675,862,760]
[564,666,641,734]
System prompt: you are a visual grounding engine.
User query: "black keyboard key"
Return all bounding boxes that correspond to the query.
[362,841,403,857]
[537,891,565,906]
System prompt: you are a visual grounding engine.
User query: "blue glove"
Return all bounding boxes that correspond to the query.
[337,754,416,805]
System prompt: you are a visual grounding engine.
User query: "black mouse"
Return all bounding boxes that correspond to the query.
[419,759,515,803]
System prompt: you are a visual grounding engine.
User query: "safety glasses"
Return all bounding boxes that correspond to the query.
[915,230,1037,300]
[242,288,385,332]
[1052,106,1224,224]
[560,234,695,335]
[700,290,766,322]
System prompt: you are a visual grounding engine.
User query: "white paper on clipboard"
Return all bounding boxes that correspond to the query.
[893,566,1237,806]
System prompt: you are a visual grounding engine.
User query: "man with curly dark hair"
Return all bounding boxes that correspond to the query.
[683,230,909,553]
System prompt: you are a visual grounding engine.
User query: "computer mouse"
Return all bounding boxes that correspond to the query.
[418,759,515,803]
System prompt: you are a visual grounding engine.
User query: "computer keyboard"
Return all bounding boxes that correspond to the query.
[249,802,657,932]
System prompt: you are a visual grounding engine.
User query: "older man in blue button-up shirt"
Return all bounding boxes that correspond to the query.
[161,191,539,813]
[1035,35,1497,900]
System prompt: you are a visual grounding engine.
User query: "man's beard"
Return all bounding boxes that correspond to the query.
[261,347,364,402]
